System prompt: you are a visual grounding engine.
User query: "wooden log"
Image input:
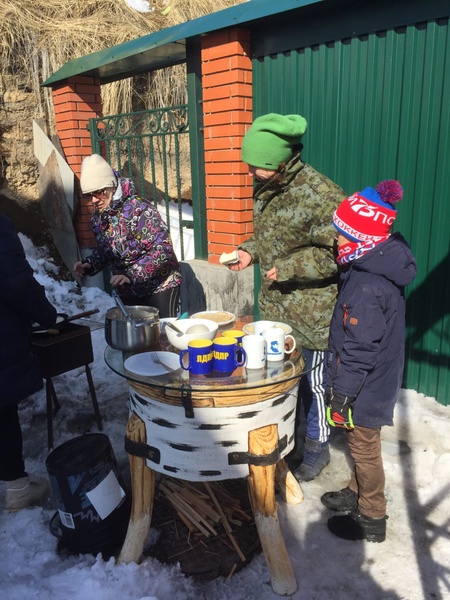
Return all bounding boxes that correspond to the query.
[117,412,155,565]
[248,425,297,596]
[275,458,304,505]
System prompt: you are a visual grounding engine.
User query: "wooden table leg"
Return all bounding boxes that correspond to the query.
[118,412,155,565]
[248,425,297,596]
[275,458,304,505]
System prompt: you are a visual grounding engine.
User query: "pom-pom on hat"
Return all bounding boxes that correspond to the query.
[333,180,403,242]
[80,154,117,194]
[241,113,307,169]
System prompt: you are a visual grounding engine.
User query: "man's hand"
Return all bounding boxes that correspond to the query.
[227,249,253,271]
[325,389,355,430]
[265,266,277,281]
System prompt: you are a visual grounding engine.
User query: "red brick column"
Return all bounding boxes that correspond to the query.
[52,76,103,247]
[201,28,253,264]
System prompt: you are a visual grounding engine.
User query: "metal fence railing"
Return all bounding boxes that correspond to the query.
[87,106,194,261]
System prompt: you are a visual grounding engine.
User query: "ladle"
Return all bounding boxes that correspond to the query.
[166,321,210,335]
[112,289,133,322]
[165,321,185,334]
[112,290,149,328]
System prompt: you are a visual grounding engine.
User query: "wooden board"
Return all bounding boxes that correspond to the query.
[37,150,81,284]
[33,120,75,211]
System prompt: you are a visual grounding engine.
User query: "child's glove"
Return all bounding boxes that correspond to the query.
[325,389,355,430]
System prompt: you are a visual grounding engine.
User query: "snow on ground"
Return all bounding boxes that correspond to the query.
[1,222,449,600]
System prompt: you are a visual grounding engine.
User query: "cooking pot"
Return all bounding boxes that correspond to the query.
[105,306,160,352]
[31,309,100,334]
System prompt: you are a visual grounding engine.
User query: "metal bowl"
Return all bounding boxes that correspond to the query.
[105,306,160,352]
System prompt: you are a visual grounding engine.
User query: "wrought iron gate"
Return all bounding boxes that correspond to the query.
[87,105,193,261]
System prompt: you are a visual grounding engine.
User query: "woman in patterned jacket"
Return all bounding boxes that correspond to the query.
[73,154,182,317]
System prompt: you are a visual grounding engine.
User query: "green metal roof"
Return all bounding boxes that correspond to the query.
[42,0,322,86]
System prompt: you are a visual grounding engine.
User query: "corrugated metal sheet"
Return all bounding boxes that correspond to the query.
[252,18,450,404]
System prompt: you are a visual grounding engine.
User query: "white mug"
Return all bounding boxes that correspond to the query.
[242,334,266,369]
[262,327,296,362]
[252,320,277,335]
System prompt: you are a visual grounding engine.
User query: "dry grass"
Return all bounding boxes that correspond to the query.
[0,0,247,124]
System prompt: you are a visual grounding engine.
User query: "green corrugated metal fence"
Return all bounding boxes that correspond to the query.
[252,19,450,404]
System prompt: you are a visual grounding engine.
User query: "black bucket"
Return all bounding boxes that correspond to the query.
[46,433,131,557]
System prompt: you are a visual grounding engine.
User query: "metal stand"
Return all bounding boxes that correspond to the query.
[32,324,103,448]
[45,365,102,449]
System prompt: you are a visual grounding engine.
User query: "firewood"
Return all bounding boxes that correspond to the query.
[164,480,221,522]
[226,563,238,581]
[159,483,218,537]
[204,482,246,562]
[157,477,252,564]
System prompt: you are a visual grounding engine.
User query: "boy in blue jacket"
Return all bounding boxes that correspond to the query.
[322,181,416,542]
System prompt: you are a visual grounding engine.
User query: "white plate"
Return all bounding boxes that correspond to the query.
[242,321,293,335]
[191,310,235,327]
[124,352,181,376]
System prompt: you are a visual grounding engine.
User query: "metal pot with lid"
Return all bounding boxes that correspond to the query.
[105,306,160,352]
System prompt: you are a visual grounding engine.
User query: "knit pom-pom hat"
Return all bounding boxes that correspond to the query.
[241,113,307,169]
[333,180,403,242]
[80,154,117,194]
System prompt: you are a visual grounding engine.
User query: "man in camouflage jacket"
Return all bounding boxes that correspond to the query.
[239,155,342,350]
[229,113,345,481]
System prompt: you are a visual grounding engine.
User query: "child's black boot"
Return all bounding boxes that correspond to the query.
[293,437,330,481]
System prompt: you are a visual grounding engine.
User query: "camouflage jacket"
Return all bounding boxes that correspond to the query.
[239,154,345,349]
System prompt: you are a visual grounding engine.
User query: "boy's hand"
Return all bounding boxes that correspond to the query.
[326,389,355,430]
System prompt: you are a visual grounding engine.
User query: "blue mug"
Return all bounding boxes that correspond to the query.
[180,340,214,375]
[213,337,246,373]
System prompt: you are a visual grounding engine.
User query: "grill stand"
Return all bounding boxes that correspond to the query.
[31,323,103,448]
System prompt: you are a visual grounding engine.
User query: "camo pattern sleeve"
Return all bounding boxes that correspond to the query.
[248,156,345,349]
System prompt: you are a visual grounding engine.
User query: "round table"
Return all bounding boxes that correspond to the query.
[104,330,307,596]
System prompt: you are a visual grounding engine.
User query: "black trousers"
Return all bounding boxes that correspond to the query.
[0,403,26,481]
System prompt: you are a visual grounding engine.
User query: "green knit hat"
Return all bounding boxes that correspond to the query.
[241,113,307,169]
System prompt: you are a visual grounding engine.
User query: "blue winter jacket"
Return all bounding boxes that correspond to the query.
[326,232,416,428]
[0,212,57,407]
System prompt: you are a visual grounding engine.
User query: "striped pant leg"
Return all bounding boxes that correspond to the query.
[298,348,329,443]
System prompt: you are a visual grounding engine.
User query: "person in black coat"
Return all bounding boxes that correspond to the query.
[320,181,416,542]
[0,211,57,511]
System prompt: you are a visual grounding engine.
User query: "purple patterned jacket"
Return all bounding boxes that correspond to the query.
[84,177,182,299]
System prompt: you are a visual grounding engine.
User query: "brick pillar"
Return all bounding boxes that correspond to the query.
[52,76,103,247]
[201,28,253,264]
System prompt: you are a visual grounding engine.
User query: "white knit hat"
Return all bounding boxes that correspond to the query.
[80,154,117,194]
